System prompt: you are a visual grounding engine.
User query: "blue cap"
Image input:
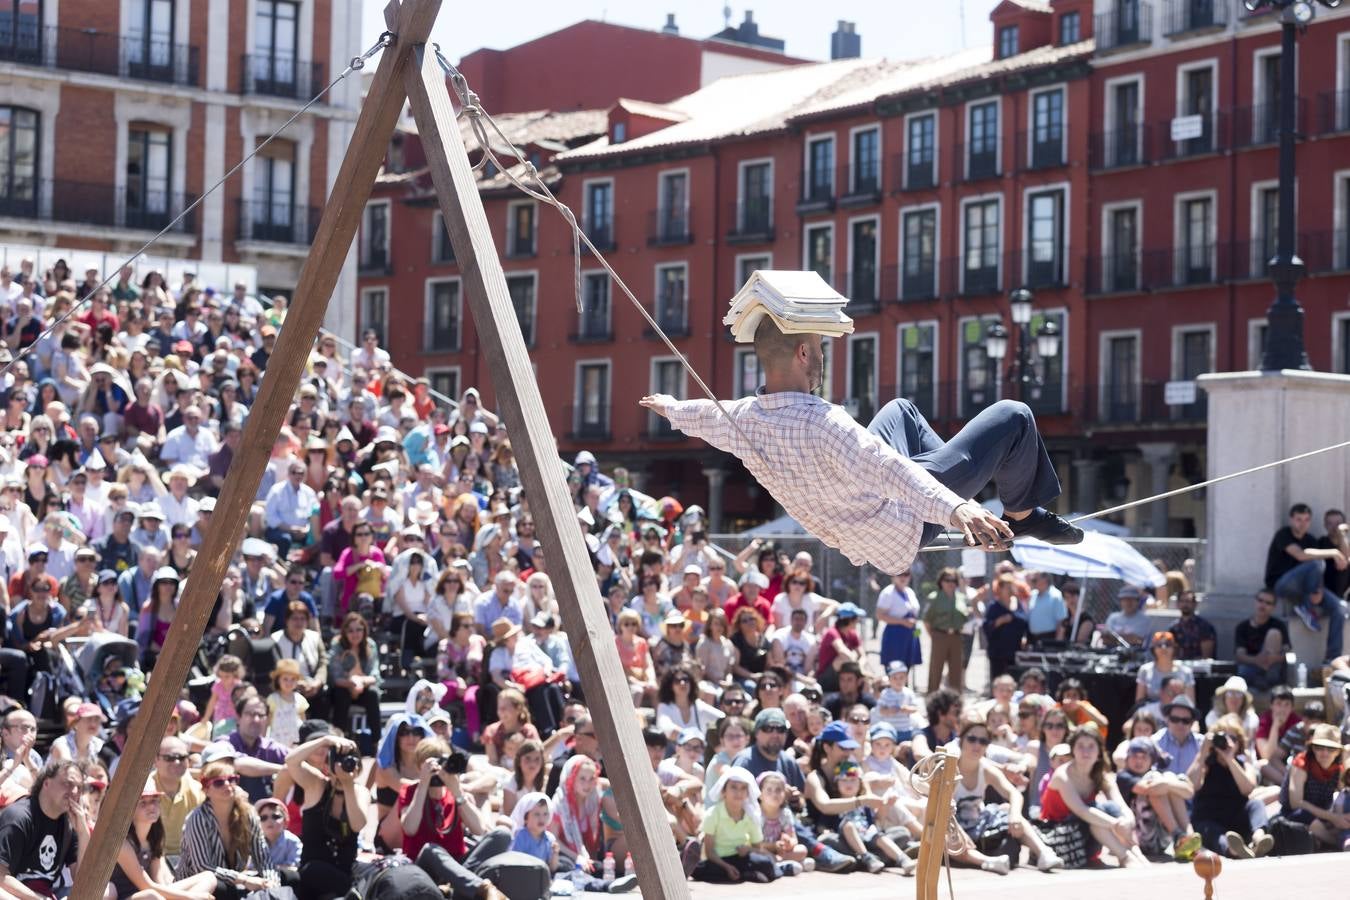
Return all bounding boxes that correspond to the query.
[97,569,118,585]
[835,602,864,621]
[869,722,898,742]
[819,720,860,749]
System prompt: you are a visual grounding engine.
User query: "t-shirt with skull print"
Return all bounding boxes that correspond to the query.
[0,796,77,897]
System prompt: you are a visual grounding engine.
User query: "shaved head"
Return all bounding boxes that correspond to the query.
[753,317,809,371]
[753,318,824,393]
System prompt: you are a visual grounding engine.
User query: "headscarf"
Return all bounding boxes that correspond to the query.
[376,712,431,769]
[550,755,601,861]
[706,765,761,823]
[510,791,553,833]
[387,548,440,599]
[403,679,449,717]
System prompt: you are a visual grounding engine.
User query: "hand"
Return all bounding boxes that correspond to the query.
[420,756,444,783]
[722,862,741,881]
[949,501,1013,550]
[736,844,751,857]
[639,394,676,419]
[1335,551,1348,571]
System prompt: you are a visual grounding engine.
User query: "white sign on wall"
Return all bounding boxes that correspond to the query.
[1171,115,1204,142]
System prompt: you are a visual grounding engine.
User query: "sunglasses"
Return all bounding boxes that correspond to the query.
[1154,641,1175,649]
[1168,716,1195,726]
[258,813,284,823]
[964,735,991,746]
[760,681,781,690]
[85,782,108,794]
[759,724,788,734]
[723,697,747,706]
[205,775,240,790]
[159,753,188,763]
[1044,722,1067,730]
[106,669,127,678]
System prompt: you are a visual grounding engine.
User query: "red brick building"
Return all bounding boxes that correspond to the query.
[361,3,1350,537]
[0,0,362,335]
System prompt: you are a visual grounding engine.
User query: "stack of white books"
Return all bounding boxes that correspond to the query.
[723,270,855,344]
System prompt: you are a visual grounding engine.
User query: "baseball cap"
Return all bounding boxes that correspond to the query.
[677,727,705,747]
[753,708,788,732]
[200,743,242,765]
[1117,585,1142,600]
[739,571,769,590]
[834,602,864,622]
[869,722,899,743]
[75,703,105,721]
[469,421,488,435]
[819,721,859,749]
[886,660,909,675]
[683,564,702,577]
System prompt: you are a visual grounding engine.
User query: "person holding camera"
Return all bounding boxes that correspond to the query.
[388,737,510,900]
[1186,715,1273,859]
[283,732,368,900]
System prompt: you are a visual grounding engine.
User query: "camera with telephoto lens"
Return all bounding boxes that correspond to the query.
[329,745,361,774]
[1211,732,1230,752]
[439,748,470,776]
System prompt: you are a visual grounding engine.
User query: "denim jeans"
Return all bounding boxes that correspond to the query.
[1275,559,1347,660]
[1237,662,1285,692]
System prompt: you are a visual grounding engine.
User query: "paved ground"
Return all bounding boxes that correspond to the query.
[687,851,1341,900]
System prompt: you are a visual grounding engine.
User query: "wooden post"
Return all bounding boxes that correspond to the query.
[916,750,958,900]
[403,43,690,900]
[69,3,439,898]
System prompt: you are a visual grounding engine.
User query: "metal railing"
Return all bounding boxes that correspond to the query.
[1232,100,1307,149]
[235,199,318,244]
[0,179,196,232]
[1084,244,1236,293]
[954,142,1000,182]
[894,152,937,191]
[1163,0,1228,35]
[840,163,882,202]
[1095,1,1153,51]
[581,217,617,253]
[239,53,323,101]
[1156,110,1228,160]
[1088,124,1152,169]
[0,25,199,86]
[890,261,939,301]
[564,405,612,442]
[1298,230,1350,274]
[726,199,774,243]
[647,208,693,245]
[1315,90,1350,135]
[797,176,836,212]
[1015,131,1066,171]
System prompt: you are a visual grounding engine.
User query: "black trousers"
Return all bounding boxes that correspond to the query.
[692,852,777,883]
[415,829,513,900]
[330,685,382,756]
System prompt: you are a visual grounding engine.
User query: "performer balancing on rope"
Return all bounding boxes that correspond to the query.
[640,317,1083,575]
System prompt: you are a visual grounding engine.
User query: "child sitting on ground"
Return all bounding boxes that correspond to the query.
[693,767,778,884]
[835,759,915,875]
[755,772,809,876]
[511,791,637,893]
[871,662,920,741]
[1114,737,1200,860]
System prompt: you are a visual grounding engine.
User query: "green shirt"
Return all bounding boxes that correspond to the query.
[923,589,969,632]
[701,801,762,859]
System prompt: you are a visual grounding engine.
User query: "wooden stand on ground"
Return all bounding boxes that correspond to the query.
[915,750,958,900]
[70,4,688,899]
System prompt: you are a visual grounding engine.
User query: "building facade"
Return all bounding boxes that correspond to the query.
[0,0,362,335]
[361,2,1350,536]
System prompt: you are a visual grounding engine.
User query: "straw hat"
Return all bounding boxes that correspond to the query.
[161,464,200,487]
[410,501,440,527]
[491,617,521,643]
[1214,675,1252,706]
[1307,723,1344,751]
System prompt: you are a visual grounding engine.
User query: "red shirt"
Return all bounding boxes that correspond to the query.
[396,781,465,862]
[1255,709,1301,741]
[816,625,861,677]
[722,592,771,627]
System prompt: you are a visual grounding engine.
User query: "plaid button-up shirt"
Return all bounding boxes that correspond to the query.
[666,392,963,574]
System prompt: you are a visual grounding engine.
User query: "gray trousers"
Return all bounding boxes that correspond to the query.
[867,398,1062,546]
[416,828,514,900]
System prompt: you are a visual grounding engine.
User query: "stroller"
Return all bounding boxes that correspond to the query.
[76,634,143,721]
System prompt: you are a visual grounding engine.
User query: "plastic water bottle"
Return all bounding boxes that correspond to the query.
[1297,663,1308,688]
[623,853,633,877]
[602,852,616,881]
[571,859,588,889]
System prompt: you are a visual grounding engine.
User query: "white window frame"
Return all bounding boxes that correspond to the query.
[423,366,461,404]
[1027,85,1068,166]
[1103,73,1145,167]
[360,199,391,267]
[573,358,613,434]
[1172,188,1219,283]
[504,269,539,347]
[903,110,939,189]
[1248,317,1268,370]
[581,176,615,235]
[846,213,881,301]
[1058,10,1081,45]
[847,123,882,194]
[1334,169,1350,268]
[653,261,690,331]
[422,276,462,353]
[1174,58,1219,148]
[1248,178,1282,276]
[1252,45,1294,144]
[648,356,688,432]
[1332,312,1350,374]
[958,191,1004,294]
[734,252,773,295]
[998,23,1019,58]
[358,285,388,342]
[579,267,611,338]
[845,331,880,419]
[802,220,836,286]
[736,157,775,228]
[656,167,691,231]
[1033,306,1070,413]
[430,210,455,263]
[803,132,837,195]
[896,319,940,419]
[1337,32,1350,130]
[505,198,537,256]
[1100,199,1143,293]
[733,347,763,399]
[1021,180,1071,285]
[956,314,1002,416]
[964,97,1002,179]
[1171,323,1217,381]
[1098,328,1144,421]
[898,201,942,299]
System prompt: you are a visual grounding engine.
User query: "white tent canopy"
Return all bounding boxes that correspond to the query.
[1010,531,1166,587]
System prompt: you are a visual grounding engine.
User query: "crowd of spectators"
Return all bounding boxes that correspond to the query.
[0,257,1344,900]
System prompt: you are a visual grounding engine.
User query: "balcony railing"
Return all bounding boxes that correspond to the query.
[0,25,200,86]
[1156,111,1228,161]
[1085,380,1207,425]
[565,405,612,442]
[568,320,613,343]
[235,199,318,244]
[1163,0,1228,35]
[647,208,693,246]
[1088,124,1153,169]
[1298,230,1350,275]
[954,142,1000,183]
[1095,2,1153,51]
[239,53,323,101]
[797,176,836,214]
[0,179,196,232]
[358,248,391,275]
[840,164,882,205]
[1015,132,1065,171]
[582,217,617,253]
[1232,100,1307,149]
[645,418,682,441]
[726,199,774,243]
[842,269,880,313]
[894,153,937,191]
[890,261,939,301]
[642,301,688,339]
[1020,250,1068,290]
[1085,244,1240,293]
[943,254,1004,297]
[1316,90,1350,135]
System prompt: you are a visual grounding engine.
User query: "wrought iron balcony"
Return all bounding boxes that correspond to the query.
[0,178,196,232]
[566,405,612,442]
[839,164,882,206]
[1163,0,1228,35]
[726,199,773,243]
[894,152,937,192]
[647,208,693,246]
[235,199,318,244]
[0,25,200,86]
[1095,2,1153,51]
[239,53,323,101]
[954,142,1000,183]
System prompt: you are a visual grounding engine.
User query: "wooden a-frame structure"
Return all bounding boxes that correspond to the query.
[70,2,689,898]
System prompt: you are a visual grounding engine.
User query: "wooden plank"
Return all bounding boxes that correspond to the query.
[68,4,441,899]
[402,43,691,899]
[916,751,958,900]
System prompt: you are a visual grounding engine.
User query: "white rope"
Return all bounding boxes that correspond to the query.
[0,31,396,382]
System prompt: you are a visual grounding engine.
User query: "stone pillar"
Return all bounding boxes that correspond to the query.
[1198,369,1350,656]
[703,467,726,534]
[1071,457,1100,514]
[1137,442,1177,537]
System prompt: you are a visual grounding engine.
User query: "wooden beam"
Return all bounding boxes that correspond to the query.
[69,4,441,898]
[916,751,958,900]
[402,43,690,900]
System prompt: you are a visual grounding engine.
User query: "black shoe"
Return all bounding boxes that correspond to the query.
[1003,508,1083,545]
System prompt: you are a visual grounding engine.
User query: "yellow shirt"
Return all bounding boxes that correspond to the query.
[157,773,206,857]
[701,801,762,859]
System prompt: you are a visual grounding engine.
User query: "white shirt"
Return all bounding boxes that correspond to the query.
[666,392,962,575]
[264,480,318,531]
[159,493,199,530]
[159,425,219,470]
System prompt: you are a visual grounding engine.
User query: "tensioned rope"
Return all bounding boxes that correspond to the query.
[431,46,1350,558]
[0,31,396,382]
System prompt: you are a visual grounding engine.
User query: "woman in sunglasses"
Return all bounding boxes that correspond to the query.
[179,757,277,897]
[1135,630,1196,705]
[112,776,217,900]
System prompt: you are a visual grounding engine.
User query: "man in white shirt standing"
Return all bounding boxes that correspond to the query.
[641,315,1080,575]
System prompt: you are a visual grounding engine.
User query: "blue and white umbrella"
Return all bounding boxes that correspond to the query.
[1010,530,1166,588]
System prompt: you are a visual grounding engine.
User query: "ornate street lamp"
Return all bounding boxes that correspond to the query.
[1245,0,1341,370]
[985,288,1060,402]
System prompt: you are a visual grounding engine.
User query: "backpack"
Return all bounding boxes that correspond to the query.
[1267,814,1316,856]
[348,855,441,900]
[475,851,551,900]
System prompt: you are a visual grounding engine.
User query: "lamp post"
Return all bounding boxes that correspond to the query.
[1247,0,1340,371]
[985,287,1060,402]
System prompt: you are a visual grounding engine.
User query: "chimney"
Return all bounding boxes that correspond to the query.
[831,20,860,60]
[662,13,678,35]
[739,9,759,41]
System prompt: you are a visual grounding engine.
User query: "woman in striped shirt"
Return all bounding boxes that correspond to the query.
[177,757,275,899]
